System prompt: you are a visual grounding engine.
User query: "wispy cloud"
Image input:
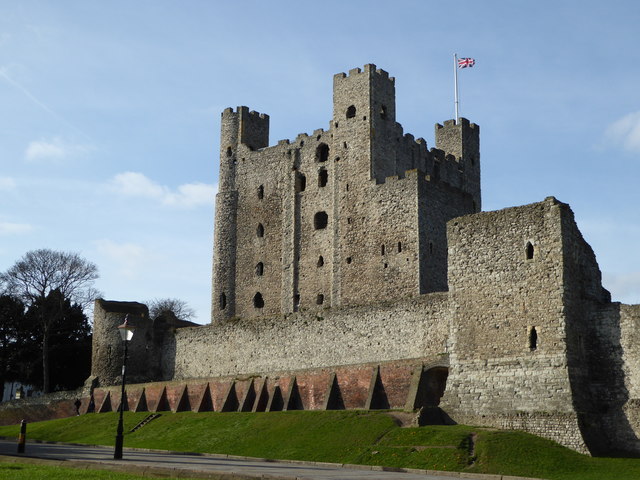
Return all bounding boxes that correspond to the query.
[0,66,92,141]
[0,177,16,190]
[110,172,216,208]
[95,239,149,278]
[24,137,92,163]
[0,222,34,236]
[604,111,640,153]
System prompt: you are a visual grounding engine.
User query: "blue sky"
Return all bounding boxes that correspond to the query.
[1,1,639,324]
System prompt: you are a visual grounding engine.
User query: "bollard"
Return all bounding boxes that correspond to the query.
[17,419,26,453]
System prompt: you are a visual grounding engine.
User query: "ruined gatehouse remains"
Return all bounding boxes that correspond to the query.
[88,64,640,456]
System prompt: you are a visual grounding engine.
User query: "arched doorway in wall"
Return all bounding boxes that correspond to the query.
[409,363,449,409]
[410,362,454,425]
[422,366,449,407]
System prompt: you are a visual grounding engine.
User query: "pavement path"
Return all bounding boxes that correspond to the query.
[0,439,541,480]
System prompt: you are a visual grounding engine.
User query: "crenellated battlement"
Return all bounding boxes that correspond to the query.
[221,106,269,120]
[334,63,395,83]
[436,117,479,132]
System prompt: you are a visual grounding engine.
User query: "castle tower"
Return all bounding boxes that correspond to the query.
[211,107,269,323]
[331,64,398,183]
[435,118,481,211]
[210,66,481,320]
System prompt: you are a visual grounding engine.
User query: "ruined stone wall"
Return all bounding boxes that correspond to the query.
[554,202,634,455]
[90,299,155,386]
[620,304,640,402]
[620,304,640,449]
[441,198,587,452]
[580,303,640,455]
[164,294,450,380]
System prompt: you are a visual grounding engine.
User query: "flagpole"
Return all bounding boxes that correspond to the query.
[454,53,459,124]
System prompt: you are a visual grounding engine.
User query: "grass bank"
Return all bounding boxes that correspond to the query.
[0,411,639,480]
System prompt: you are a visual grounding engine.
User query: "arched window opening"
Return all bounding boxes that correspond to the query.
[314,211,328,230]
[256,223,264,237]
[296,172,306,192]
[398,242,403,253]
[316,294,324,305]
[429,242,434,254]
[257,185,264,200]
[226,147,232,157]
[526,241,534,260]
[318,168,328,187]
[346,257,352,264]
[316,143,329,162]
[317,256,324,267]
[381,244,385,256]
[219,293,227,310]
[255,262,264,276]
[253,292,264,309]
[293,293,300,311]
[529,327,538,351]
[346,105,356,119]
[380,105,388,119]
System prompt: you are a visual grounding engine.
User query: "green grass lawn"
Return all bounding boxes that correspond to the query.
[0,411,639,480]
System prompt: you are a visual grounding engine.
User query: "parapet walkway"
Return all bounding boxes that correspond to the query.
[0,439,543,480]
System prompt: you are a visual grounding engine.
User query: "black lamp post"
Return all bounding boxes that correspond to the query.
[114,315,135,460]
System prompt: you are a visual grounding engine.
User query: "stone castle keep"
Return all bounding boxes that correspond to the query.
[87,64,640,456]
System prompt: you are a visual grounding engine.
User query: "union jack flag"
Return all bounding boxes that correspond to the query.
[457,57,475,68]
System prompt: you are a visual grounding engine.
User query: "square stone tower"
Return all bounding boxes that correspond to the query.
[211,64,480,323]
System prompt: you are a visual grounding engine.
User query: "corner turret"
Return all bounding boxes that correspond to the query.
[435,118,481,211]
[213,106,268,323]
[219,107,270,191]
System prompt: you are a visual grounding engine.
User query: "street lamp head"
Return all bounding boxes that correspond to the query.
[117,315,136,342]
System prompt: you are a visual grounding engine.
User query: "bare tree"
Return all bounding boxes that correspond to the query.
[0,249,100,393]
[147,298,195,322]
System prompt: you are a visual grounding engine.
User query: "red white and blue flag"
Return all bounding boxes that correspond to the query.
[457,57,475,69]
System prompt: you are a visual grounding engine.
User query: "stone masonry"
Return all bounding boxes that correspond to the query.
[87,65,640,457]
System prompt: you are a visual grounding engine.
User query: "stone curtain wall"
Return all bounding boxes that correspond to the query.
[611,303,640,453]
[165,294,450,380]
[620,304,640,406]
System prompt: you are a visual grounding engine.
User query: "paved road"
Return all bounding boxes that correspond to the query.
[0,439,515,480]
